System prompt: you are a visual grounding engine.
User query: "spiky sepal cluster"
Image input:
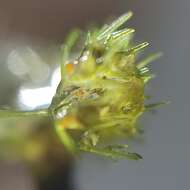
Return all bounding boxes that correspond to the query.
[49,12,161,160]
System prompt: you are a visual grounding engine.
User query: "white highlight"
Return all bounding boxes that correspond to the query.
[7,50,29,76]
[7,47,50,83]
[19,67,61,109]
[19,87,54,109]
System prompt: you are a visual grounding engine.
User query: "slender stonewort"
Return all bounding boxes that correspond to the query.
[0,12,167,160]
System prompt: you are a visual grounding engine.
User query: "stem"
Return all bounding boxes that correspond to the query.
[0,109,49,118]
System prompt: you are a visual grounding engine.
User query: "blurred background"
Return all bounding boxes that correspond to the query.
[0,0,189,190]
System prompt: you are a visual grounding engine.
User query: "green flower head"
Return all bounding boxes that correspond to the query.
[49,12,163,160]
[0,12,165,160]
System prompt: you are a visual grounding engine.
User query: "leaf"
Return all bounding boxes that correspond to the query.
[55,121,76,153]
[138,67,150,76]
[97,11,133,41]
[137,52,163,69]
[106,144,129,150]
[104,28,135,45]
[79,144,142,160]
[61,29,81,77]
[145,101,170,110]
[143,74,155,83]
[118,42,149,55]
[112,28,135,39]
